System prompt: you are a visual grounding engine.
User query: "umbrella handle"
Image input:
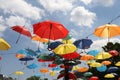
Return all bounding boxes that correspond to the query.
[16,33,21,44]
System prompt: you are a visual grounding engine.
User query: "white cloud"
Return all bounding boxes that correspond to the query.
[5,16,27,27]
[0,0,43,20]
[70,6,96,27]
[0,16,7,32]
[80,0,92,5]
[81,0,114,7]
[38,0,74,14]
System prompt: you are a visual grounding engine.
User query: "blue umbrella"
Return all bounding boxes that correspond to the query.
[27,63,38,69]
[48,41,63,51]
[107,67,119,73]
[73,39,93,49]
[17,49,27,55]
[19,56,34,65]
[87,50,100,56]
[96,65,107,72]
[25,48,37,56]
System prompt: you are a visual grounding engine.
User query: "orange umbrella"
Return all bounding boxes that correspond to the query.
[78,67,89,72]
[16,54,25,59]
[31,35,48,42]
[94,24,120,41]
[40,68,49,73]
[80,54,94,61]
[101,61,111,65]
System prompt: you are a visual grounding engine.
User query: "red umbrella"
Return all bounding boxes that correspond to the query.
[62,52,80,60]
[57,72,77,80]
[33,20,69,40]
[11,26,32,43]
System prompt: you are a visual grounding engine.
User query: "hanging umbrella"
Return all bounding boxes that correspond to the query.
[87,50,100,56]
[96,65,107,72]
[27,63,38,69]
[53,44,77,55]
[89,76,99,80]
[25,48,37,56]
[47,41,63,51]
[90,62,102,67]
[73,38,93,49]
[37,54,55,61]
[83,72,93,77]
[19,56,34,65]
[33,20,69,40]
[31,35,48,49]
[57,72,77,80]
[80,54,94,61]
[104,73,115,78]
[61,51,80,60]
[0,38,11,50]
[11,25,32,43]
[40,68,49,73]
[107,67,119,73]
[95,52,112,60]
[115,61,120,66]
[109,50,119,56]
[48,63,58,68]
[14,71,24,80]
[94,24,120,41]
[50,71,57,76]
[78,67,89,72]
[16,54,25,59]
[101,60,111,65]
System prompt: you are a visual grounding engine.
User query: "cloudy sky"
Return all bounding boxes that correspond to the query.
[0,0,120,79]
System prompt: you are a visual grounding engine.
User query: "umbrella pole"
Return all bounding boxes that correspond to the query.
[16,33,21,44]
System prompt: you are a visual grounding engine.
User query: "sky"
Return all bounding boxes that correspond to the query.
[0,0,120,80]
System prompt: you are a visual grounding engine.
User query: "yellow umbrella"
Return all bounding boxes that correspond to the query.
[53,44,77,55]
[14,71,24,75]
[90,62,102,67]
[94,24,120,38]
[62,39,73,44]
[115,61,120,66]
[104,73,115,78]
[0,38,11,50]
[72,66,80,71]
[50,71,57,76]
[95,52,112,60]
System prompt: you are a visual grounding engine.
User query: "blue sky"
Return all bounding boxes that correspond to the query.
[0,0,120,80]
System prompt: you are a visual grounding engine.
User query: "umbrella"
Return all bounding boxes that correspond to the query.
[101,60,111,65]
[94,24,120,41]
[0,38,11,50]
[115,61,120,66]
[90,62,102,67]
[31,35,48,49]
[27,63,38,69]
[40,68,49,73]
[95,52,112,60]
[83,72,93,77]
[14,71,24,80]
[50,71,57,76]
[89,76,99,80]
[25,48,37,56]
[57,72,77,80]
[73,38,93,49]
[104,73,115,78]
[16,54,25,59]
[19,56,34,65]
[96,65,107,72]
[53,44,77,55]
[33,20,69,40]
[47,41,63,51]
[61,51,80,60]
[80,54,94,61]
[78,67,89,72]
[107,67,119,73]
[87,50,100,56]
[11,25,32,43]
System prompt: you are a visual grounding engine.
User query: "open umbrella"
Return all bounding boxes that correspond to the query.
[33,20,69,40]
[73,38,93,49]
[11,25,32,43]
[94,24,120,41]
[53,44,77,55]
[0,38,11,50]
[14,71,24,80]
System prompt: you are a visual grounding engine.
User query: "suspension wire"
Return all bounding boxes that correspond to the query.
[108,14,120,24]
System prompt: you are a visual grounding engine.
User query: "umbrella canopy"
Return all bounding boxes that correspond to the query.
[14,71,24,75]
[90,62,102,67]
[94,24,120,41]
[101,60,111,65]
[27,63,38,69]
[11,25,32,43]
[0,38,11,50]
[31,35,48,42]
[33,20,69,40]
[104,73,115,78]
[48,41,63,51]
[61,51,80,60]
[95,52,112,60]
[73,38,93,49]
[87,50,100,56]
[40,68,49,73]
[53,44,77,55]
[78,67,89,72]
[80,54,94,61]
